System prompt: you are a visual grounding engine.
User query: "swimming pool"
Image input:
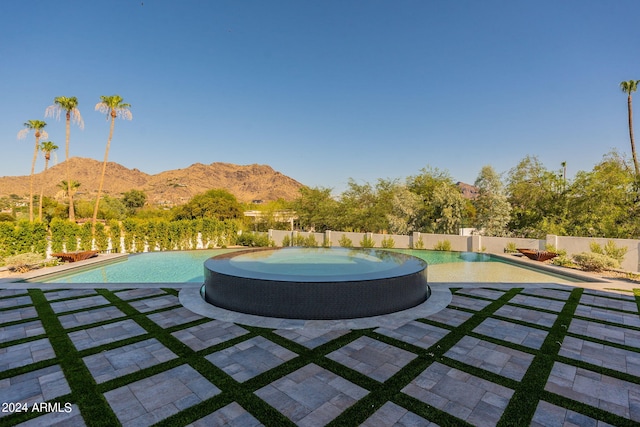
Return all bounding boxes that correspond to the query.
[32,248,580,284]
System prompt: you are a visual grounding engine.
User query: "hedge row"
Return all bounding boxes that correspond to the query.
[0,218,239,258]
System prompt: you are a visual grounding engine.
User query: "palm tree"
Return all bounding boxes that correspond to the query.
[92,95,132,232]
[38,141,59,221]
[17,120,48,222]
[45,97,84,222]
[620,80,640,177]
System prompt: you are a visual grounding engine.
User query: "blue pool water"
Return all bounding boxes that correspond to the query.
[34,248,579,284]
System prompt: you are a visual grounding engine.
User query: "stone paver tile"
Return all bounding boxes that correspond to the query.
[326,336,417,382]
[206,336,297,382]
[402,361,513,427]
[147,306,204,328]
[58,306,126,329]
[49,295,110,313]
[455,288,505,300]
[531,400,616,427]
[474,317,548,349]
[375,321,450,350]
[1,306,38,323]
[569,319,640,349]
[521,288,572,300]
[67,319,147,351]
[104,364,221,427]
[445,336,534,381]
[0,338,56,371]
[128,295,180,313]
[83,338,178,383]
[14,404,85,427]
[425,307,474,327]
[255,363,368,427]
[0,295,32,309]
[575,304,640,328]
[559,336,640,377]
[545,361,640,422]
[580,294,639,312]
[186,402,264,427]
[361,401,439,427]
[274,328,350,349]
[44,289,97,301]
[583,289,637,301]
[508,294,566,312]
[0,320,45,342]
[171,320,248,351]
[114,288,167,300]
[448,295,493,311]
[495,304,557,328]
[0,289,28,297]
[0,365,71,418]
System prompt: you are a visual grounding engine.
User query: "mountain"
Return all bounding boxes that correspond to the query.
[0,157,304,205]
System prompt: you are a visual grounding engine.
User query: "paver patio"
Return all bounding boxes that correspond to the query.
[0,276,638,426]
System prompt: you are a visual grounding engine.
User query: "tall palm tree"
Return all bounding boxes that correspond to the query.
[38,141,59,221]
[620,80,640,177]
[17,120,48,222]
[92,95,132,232]
[45,96,84,222]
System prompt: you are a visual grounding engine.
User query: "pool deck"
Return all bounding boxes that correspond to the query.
[0,259,639,426]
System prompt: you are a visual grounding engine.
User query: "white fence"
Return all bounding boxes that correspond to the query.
[266,230,640,272]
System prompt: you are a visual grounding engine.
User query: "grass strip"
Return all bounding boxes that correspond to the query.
[497,287,582,426]
[25,289,120,427]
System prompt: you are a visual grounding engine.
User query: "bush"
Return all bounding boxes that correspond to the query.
[338,235,353,248]
[5,252,44,273]
[237,232,273,247]
[590,241,627,264]
[303,234,318,247]
[504,242,517,253]
[360,235,375,248]
[573,252,619,272]
[551,255,576,268]
[413,237,425,250]
[381,236,395,248]
[433,240,452,251]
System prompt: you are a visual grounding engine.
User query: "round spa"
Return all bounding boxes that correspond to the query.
[203,247,430,319]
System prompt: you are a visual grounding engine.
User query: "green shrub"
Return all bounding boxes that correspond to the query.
[338,235,353,248]
[413,237,425,250]
[282,235,291,247]
[360,235,375,248]
[590,241,627,264]
[551,255,576,268]
[237,232,273,247]
[433,240,452,251]
[303,234,318,247]
[5,252,44,273]
[381,236,395,248]
[504,242,518,253]
[573,252,619,272]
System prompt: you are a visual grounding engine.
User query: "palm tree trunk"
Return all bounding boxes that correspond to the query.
[38,156,49,222]
[29,133,40,222]
[628,94,640,177]
[65,113,75,222]
[92,115,115,233]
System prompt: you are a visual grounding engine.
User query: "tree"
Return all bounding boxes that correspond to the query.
[506,156,566,237]
[565,151,637,237]
[407,167,465,234]
[620,80,640,178]
[45,97,84,222]
[385,184,422,235]
[93,95,132,231]
[173,189,243,221]
[38,141,58,221]
[337,179,390,232]
[17,120,48,222]
[473,165,511,236]
[122,189,147,215]
[292,186,338,232]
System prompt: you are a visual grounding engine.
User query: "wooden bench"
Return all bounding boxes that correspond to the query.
[51,250,99,263]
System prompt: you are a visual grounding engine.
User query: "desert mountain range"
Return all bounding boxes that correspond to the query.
[0,157,304,205]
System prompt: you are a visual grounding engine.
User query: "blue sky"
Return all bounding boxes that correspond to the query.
[1,1,638,194]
